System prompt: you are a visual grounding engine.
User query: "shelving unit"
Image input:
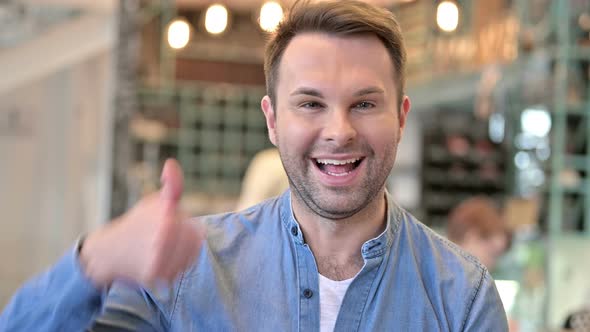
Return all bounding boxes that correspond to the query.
[544,1,589,236]
[508,0,590,328]
[543,0,590,327]
[130,83,272,213]
[421,110,508,227]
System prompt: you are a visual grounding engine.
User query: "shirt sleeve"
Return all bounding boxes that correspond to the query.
[88,281,174,332]
[461,271,509,332]
[0,244,106,332]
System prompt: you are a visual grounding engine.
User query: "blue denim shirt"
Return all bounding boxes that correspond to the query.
[1,191,508,331]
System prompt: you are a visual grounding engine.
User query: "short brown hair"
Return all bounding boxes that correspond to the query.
[264,0,407,107]
[447,197,505,243]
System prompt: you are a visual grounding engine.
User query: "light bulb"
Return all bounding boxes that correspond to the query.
[205,4,228,35]
[167,19,190,49]
[259,1,283,32]
[437,1,459,32]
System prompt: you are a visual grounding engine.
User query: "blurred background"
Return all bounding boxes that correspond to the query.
[0,0,589,330]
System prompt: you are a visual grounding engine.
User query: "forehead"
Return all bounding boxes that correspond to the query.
[277,33,396,94]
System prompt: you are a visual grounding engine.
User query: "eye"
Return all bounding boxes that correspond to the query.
[300,101,324,109]
[353,101,376,110]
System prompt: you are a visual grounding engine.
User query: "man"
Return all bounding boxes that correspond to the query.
[0,1,508,331]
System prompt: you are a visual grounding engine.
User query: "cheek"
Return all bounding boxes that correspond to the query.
[491,235,508,253]
[276,115,317,150]
[361,117,399,149]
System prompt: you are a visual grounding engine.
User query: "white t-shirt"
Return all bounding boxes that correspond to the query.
[319,274,355,332]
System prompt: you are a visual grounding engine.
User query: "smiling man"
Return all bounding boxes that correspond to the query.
[1,1,508,331]
[261,31,410,283]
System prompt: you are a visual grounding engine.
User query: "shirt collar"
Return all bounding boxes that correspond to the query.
[279,189,402,256]
[279,190,305,245]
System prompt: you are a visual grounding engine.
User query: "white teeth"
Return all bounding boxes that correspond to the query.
[326,171,351,176]
[316,158,360,165]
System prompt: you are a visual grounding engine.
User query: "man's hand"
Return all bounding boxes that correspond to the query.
[80,159,205,288]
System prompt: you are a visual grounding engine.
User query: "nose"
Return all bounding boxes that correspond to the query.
[321,109,357,146]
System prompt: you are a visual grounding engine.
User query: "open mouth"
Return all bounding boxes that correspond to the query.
[313,157,364,176]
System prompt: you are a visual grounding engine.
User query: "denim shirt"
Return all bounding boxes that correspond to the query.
[0,190,508,331]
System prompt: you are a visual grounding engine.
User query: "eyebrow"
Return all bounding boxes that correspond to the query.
[289,86,385,98]
[354,87,385,96]
[290,87,324,98]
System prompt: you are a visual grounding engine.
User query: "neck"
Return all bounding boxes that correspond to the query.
[291,190,388,280]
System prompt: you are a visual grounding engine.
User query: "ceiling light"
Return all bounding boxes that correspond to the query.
[436,1,459,33]
[167,18,190,49]
[259,1,283,32]
[205,4,228,35]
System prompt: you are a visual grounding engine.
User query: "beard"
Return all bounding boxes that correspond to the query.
[277,138,398,220]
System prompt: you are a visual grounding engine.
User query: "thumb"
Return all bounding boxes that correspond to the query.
[160,158,184,203]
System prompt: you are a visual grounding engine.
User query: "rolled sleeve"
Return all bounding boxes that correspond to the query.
[0,243,106,332]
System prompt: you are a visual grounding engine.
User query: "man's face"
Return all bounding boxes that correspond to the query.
[262,32,410,220]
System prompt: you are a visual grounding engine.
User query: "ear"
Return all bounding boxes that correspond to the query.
[398,95,411,140]
[261,95,278,146]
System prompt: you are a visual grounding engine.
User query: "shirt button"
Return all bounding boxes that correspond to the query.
[303,289,313,299]
[291,226,298,236]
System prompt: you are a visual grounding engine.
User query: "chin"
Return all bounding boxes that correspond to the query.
[309,198,367,220]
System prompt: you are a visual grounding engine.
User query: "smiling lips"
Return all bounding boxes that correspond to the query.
[314,157,363,176]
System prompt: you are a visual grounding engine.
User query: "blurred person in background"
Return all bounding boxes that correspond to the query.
[1,1,508,331]
[447,196,510,271]
[235,148,288,211]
